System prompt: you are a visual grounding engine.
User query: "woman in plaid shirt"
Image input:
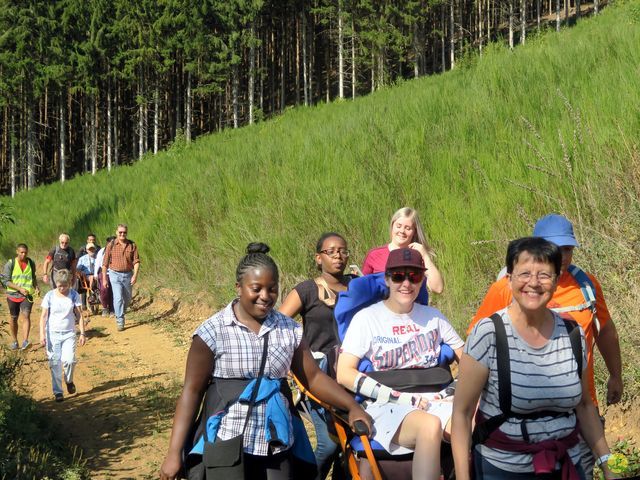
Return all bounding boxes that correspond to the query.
[160,243,371,480]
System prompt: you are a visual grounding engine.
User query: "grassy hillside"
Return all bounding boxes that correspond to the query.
[2,0,639,401]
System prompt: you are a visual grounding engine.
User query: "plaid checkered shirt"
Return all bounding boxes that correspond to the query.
[195,301,303,455]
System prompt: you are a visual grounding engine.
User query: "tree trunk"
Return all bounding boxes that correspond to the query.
[594,0,598,15]
[186,71,192,140]
[26,104,35,189]
[478,0,483,55]
[232,63,239,128]
[351,19,356,99]
[114,84,119,166]
[564,0,569,23]
[249,22,256,123]
[441,5,446,72]
[107,85,112,171]
[302,10,309,106]
[59,95,66,182]
[138,75,144,159]
[91,94,97,174]
[509,1,514,49]
[449,0,455,69]
[521,0,526,45]
[338,0,344,99]
[280,18,286,110]
[113,84,119,166]
[153,85,159,153]
[576,0,580,20]
[537,0,541,33]
[556,0,561,31]
[10,109,16,197]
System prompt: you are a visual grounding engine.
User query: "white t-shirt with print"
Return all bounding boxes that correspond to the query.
[341,301,464,370]
[42,289,81,332]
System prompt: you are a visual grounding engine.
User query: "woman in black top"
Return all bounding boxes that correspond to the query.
[280,232,354,480]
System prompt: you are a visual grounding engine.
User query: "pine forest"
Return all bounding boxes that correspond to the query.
[0,0,598,196]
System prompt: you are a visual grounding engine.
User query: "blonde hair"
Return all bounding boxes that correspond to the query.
[389,207,435,257]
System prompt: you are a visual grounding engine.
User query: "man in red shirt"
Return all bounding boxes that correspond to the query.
[469,214,622,407]
[102,224,140,331]
[3,244,39,350]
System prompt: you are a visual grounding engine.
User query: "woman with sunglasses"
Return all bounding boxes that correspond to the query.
[362,207,444,294]
[280,232,354,480]
[337,248,464,480]
[451,237,614,480]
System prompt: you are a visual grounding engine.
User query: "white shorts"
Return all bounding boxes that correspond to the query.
[364,399,453,455]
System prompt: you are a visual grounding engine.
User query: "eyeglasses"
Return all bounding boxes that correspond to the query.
[513,271,556,284]
[389,270,424,284]
[117,231,127,235]
[319,249,350,258]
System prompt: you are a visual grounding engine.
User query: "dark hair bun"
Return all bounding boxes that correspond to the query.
[246,242,270,255]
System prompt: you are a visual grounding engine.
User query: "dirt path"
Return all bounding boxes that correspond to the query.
[15,292,203,479]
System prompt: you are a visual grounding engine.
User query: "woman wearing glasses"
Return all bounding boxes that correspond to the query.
[451,237,614,480]
[280,232,355,480]
[361,207,444,294]
[336,248,464,480]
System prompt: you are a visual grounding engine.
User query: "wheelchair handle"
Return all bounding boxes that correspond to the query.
[353,420,369,436]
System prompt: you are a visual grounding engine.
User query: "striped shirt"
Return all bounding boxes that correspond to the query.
[195,301,303,456]
[466,308,587,473]
[102,240,140,272]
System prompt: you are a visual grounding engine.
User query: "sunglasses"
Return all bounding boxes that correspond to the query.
[389,270,424,284]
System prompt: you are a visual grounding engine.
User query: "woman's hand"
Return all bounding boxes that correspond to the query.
[347,404,373,437]
[78,334,87,346]
[408,242,428,257]
[40,334,46,347]
[159,451,182,480]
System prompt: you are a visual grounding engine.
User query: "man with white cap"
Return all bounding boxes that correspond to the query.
[468,213,622,478]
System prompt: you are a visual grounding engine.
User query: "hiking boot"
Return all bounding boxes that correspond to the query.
[101,309,109,317]
[20,340,31,351]
[117,324,125,332]
[55,393,64,402]
[9,341,19,351]
[66,382,76,394]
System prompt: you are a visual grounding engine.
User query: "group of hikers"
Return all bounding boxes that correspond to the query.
[157,208,624,480]
[2,224,140,401]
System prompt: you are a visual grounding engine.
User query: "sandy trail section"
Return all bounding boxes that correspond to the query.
[15,293,199,479]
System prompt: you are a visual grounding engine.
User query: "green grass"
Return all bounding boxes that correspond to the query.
[2,0,640,406]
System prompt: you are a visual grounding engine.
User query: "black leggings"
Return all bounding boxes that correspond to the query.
[244,451,291,480]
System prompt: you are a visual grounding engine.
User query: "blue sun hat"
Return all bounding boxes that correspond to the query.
[533,214,579,248]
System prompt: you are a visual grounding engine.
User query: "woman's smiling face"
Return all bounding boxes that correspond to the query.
[391,216,415,248]
[235,268,279,320]
[508,251,558,313]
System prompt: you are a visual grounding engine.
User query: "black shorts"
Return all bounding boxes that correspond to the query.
[7,298,33,318]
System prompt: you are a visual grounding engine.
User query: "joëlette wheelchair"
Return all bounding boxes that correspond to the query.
[292,272,456,480]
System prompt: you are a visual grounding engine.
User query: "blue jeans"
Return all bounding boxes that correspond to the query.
[108,270,132,327]
[473,450,586,480]
[45,330,76,395]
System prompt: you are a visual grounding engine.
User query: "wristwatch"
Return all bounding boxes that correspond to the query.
[595,453,611,467]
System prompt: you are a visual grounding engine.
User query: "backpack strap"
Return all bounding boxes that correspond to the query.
[562,319,583,379]
[472,313,511,446]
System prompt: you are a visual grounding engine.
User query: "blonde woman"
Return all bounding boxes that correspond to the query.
[362,207,444,293]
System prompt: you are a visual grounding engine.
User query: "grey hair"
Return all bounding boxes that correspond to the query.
[59,233,70,243]
[54,269,72,286]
